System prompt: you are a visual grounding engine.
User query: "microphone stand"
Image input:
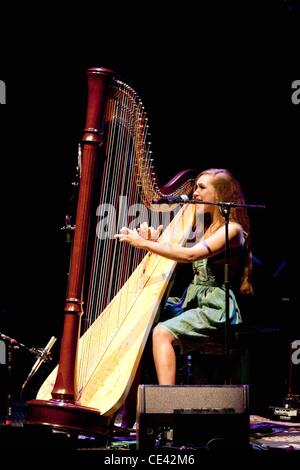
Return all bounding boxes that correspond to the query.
[193,200,265,383]
[60,157,79,281]
[219,203,232,384]
[195,200,265,383]
[0,332,42,423]
[0,332,57,423]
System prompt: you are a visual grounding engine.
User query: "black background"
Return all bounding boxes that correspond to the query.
[0,2,298,399]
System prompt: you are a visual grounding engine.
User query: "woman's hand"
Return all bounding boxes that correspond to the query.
[114,223,163,248]
[137,222,163,241]
[114,227,145,247]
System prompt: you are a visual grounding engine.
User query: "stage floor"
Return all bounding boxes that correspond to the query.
[249,414,300,450]
[1,407,300,452]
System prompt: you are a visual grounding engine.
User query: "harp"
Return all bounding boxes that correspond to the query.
[27,68,198,436]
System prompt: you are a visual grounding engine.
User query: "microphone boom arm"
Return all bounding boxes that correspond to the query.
[152,198,266,209]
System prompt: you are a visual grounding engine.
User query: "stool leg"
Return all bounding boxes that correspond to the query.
[186,354,193,384]
[177,354,193,384]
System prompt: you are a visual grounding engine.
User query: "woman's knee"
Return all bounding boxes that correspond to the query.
[152,325,175,344]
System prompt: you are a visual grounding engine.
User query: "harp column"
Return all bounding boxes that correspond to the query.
[26,68,114,434]
[52,68,113,402]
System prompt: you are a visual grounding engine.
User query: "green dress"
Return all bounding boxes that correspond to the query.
[158,257,243,354]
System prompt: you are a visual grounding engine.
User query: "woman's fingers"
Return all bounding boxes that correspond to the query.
[157,224,163,237]
[137,222,149,239]
[137,223,164,240]
[115,224,163,244]
[115,226,130,242]
[149,224,163,240]
[114,227,140,245]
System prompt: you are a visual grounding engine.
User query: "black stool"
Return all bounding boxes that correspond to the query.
[181,324,282,415]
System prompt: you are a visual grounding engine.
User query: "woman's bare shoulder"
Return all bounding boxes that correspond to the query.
[228,222,245,245]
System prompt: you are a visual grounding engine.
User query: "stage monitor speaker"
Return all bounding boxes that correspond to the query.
[136,384,249,450]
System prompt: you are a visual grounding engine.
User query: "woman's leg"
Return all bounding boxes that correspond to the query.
[152,325,177,385]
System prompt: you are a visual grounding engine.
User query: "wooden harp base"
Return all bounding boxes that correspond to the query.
[26,399,111,437]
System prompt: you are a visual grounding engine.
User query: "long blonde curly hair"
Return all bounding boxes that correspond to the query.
[196,168,253,295]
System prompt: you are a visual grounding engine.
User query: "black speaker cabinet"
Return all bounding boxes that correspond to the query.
[136,384,249,450]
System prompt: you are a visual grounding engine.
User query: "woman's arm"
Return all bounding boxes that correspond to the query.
[115,223,244,263]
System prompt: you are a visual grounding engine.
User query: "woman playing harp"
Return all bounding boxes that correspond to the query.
[115,168,253,387]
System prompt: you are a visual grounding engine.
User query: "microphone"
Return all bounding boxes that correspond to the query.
[152,194,190,204]
[22,336,57,390]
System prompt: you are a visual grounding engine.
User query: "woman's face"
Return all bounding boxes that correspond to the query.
[193,174,217,204]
